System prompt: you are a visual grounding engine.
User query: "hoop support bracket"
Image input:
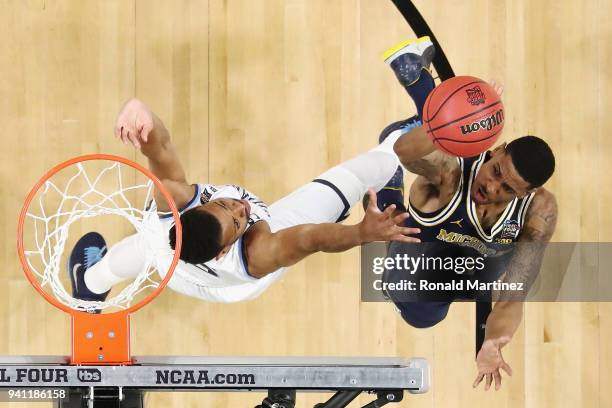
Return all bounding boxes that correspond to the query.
[72,311,131,365]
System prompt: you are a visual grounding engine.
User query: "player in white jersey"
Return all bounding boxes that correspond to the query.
[68,91,424,304]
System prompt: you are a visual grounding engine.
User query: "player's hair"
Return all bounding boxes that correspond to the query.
[506,136,555,188]
[169,208,223,264]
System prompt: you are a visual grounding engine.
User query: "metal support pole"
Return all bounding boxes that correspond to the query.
[314,390,361,408]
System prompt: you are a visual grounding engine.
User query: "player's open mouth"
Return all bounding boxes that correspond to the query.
[474,186,487,204]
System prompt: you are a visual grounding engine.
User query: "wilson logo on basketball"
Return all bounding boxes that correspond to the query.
[465,86,486,105]
[459,109,504,135]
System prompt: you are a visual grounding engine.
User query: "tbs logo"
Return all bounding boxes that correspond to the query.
[77,369,102,383]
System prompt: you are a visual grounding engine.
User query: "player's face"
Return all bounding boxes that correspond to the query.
[200,198,251,247]
[471,149,532,205]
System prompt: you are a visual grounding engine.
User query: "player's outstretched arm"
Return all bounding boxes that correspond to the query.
[114,99,194,210]
[246,190,421,278]
[393,125,457,186]
[473,188,558,391]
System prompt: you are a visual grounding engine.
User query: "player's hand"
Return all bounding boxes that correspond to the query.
[358,189,420,243]
[473,336,512,391]
[489,80,504,97]
[114,98,154,149]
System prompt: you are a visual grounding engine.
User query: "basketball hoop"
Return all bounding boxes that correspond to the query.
[17,154,182,365]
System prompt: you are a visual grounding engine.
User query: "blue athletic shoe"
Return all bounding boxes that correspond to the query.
[68,232,109,304]
[383,36,435,88]
[365,116,422,212]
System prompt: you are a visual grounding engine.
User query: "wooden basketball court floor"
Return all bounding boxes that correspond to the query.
[1,0,611,406]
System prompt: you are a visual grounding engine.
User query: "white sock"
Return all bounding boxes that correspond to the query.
[84,234,147,294]
[342,129,405,190]
[315,129,405,207]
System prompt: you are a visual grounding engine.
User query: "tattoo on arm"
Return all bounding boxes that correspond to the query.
[497,191,558,301]
[499,238,546,301]
[532,212,557,224]
[405,158,440,178]
[404,151,455,185]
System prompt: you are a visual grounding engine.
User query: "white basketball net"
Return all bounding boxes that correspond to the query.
[22,160,172,312]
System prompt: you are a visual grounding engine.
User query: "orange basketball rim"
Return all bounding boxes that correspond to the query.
[16,154,182,365]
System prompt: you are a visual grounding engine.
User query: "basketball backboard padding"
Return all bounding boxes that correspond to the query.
[0,356,429,393]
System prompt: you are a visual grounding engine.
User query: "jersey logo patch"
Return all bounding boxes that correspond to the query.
[499,219,520,239]
[200,189,213,204]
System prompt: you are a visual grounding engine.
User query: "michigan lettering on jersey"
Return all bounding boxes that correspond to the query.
[436,229,498,257]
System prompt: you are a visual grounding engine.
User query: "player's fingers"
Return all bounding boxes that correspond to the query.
[489,79,502,93]
[366,189,377,210]
[400,227,421,236]
[127,129,140,148]
[132,134,141,149]
[118,125,125,142]
[140,122,153,143]
[131,118,142,145]
[393,212,410,224]
[485,373,492,391]
[383,203,396,217]
[472,373,484,388]
[120,126,128,144]
[113,124,121,139]
[494,370,502,390]
[134,124,145,147]
[501,362,512,377]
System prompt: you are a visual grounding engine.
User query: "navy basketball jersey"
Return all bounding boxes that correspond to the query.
[405,153,535,260]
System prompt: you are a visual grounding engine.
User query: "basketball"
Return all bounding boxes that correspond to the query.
[423,76,504,157]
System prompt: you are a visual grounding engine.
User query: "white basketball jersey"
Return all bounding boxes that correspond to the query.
[160,184,271,288]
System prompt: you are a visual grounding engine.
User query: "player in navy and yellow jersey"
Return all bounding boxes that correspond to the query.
[375,37,558,391]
